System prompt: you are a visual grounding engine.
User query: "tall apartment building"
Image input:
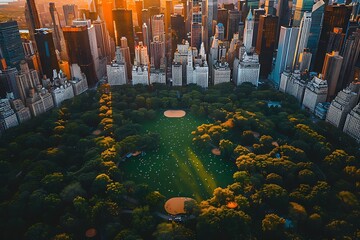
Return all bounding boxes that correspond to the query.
[326,87,359,129]
[236,52,260,86]
[212,61,231,85]
[302,75,328,112]
[343,103,360,142]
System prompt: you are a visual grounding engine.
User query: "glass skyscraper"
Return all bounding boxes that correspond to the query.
[0,21,25,69]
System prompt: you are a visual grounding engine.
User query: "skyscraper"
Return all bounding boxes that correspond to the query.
[49,3,68,61]
[0,21,25,69]
[326,27,345,53]
[191,22,202,50]
[34,29,59,79]
[252,8,266,47]
[315,4,352,72]
[144,0,161,9]
[93,18,112,64]
[206,0,218,43]
[63,25,98,87]
[112,9,135,61]
[293,0,314,27]
[227,10,241,41]
[307,0,325,70]
[63,4,78,26]
[165,0,173,33]
[243,9,254,53]
[337,29,360,92]
[256,14,278,77]
[293,12,311,69]
[26,0,41,37]
[322,51,343,100]
[135,0,144,27]
[272,26,299,86]
[215,23,225,41]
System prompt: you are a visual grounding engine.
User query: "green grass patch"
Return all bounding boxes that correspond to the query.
[122,112,236,201]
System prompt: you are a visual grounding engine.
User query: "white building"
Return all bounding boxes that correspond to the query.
[302,75,328,112]
[10,99,31,123]
[279,70,291,92]
[107,63,127,85]
[132,66,149,85]
[284,70,308,103]
[343,103,360,142]
[0,98,19,132]
[70,64,88,95]
[150,69,166,84]
[212,61,231,85]
[52,82,75,107]
[326,87,359,128]
[236,52,260,86]
[243,9,254,53]
[193,62,209,88]
[172,62,183,86]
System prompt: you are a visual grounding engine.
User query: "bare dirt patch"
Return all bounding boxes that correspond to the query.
[164,110,186,118]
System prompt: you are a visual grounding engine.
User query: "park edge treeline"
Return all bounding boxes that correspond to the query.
[0,82,359,240]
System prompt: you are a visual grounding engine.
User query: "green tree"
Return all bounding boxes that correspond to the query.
[262,214,286,239]
[153,222,195,240]
[132,206,156,236]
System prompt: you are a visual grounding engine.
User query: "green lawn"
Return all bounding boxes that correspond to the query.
[122,112,236,201]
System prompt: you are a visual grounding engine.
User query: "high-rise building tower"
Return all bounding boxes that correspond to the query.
[101,1,114,39]
[326,27,345,53]
[135,0,144,27]
[322,51,343,101]
[215,23,225,41]
[49,3,68,61]
[293,12,311,69]
[243,9,254,53]
[135,42,149,66]
[120,37,132,80]
[165,0,173,33]
[293,0,314,27]
[206,0,218,43]
[93,17,112,64]
[151,14,165,41]
[114,0,127,9]
[63,25,98,87]
[0,21,25,69]
[314,4,352,72]
[144,0,161,9]
[252,8,266,47]
[343,103,360,143]
[112,9,135,61]
[63,4,78,26]
[256,14,278,77]
[326,87,359,129]
[34,29,59,79]
[307,0,325,70]
[276,0,290,27]
[26,0,41,37]
[227,10,241,41]
[337,29,360,92]
[272,26,299,86]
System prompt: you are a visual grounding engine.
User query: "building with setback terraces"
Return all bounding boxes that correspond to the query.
[326,87,359,129]
[302,75,328,113]
[343,103,360,142]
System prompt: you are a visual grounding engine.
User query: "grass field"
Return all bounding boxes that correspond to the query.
[122,112,236,201]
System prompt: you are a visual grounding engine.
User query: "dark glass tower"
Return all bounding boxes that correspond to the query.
[34,29,59,79]
[113,9,135,61]
[256,14,278,77]
[0,21,25,69]
[227,10,241,41]
[63,26,98,87]
[314,4,352,72]
[26,0,41,33]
